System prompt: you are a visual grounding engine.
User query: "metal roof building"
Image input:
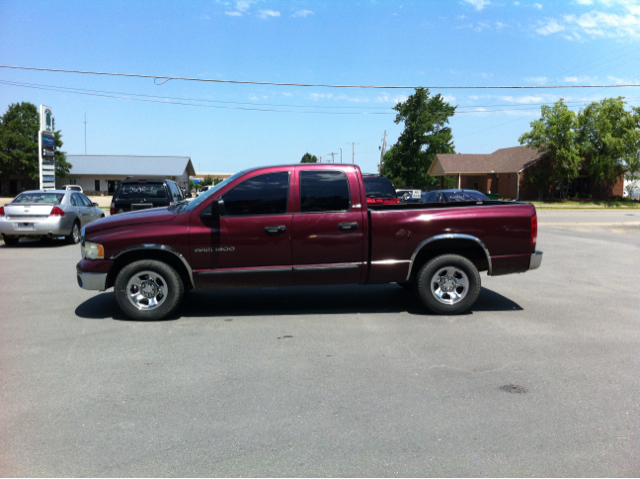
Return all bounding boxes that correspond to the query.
[56,155,195,195]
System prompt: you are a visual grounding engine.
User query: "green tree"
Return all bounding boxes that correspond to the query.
[577,97,640,197]
[0,102,71,182]
[519,99,581,199]
[381,88,456,188]
[300,152,318,163]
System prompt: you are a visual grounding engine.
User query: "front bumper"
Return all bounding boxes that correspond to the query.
[76,259,114,291]
[77,271,108,291]
[529,251,543,270]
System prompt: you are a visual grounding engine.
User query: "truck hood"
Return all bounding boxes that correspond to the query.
[85,207,177,234]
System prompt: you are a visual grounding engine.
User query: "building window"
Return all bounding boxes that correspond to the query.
[70,179,77,185]
[95,180,100,192]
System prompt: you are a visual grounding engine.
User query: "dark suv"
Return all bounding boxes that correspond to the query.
[110,177,186,215]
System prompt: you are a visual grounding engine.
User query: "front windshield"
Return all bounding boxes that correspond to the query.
[183,172,245,212]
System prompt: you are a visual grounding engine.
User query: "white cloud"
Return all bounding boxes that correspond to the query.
[443,95,457,103]
[525,76,548,84]
[563,75,597,82]
[225,10,243,16]
[236,1,254,12]
[535,1,640,38]
[259,9,280,18]
[536,18,566,34]
[463,0,491,10]
[293,9,314,17]
[533,3,543,9]
[498,95,545,103]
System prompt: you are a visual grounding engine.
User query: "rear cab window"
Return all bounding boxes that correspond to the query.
[116,182,167,199]
[363,176,397,200]
[12,193,64,205]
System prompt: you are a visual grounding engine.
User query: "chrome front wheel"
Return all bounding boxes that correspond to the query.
[115,260,185,321]
[125,270,169,310]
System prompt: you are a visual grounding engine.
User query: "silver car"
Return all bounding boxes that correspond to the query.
[0,190,105,246]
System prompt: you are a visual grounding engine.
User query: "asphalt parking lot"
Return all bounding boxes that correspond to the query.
[1,211,639,477]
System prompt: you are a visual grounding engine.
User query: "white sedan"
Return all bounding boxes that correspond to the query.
[0,190,104,246]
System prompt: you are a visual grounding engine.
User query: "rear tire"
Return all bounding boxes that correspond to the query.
[2,235,20,246]
[66,222,81,244]
[114,259,184,321]
[416,254,481,315]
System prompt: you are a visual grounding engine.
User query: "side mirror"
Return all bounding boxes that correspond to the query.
[92,202,99,207]
[200,199,225,222]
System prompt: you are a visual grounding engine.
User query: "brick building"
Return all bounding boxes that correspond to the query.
[430,146,623,200]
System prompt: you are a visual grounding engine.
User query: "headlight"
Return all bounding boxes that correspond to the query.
[83,241,105,260]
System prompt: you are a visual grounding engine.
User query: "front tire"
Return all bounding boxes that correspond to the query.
[416,254,481,315]
[114,260,184,321]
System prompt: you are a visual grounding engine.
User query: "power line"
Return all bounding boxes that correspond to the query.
[4,79,637,116]
[0,80,393,115]
[2,65,640,90]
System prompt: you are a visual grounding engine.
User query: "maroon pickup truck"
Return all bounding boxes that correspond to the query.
[77,164,542,320]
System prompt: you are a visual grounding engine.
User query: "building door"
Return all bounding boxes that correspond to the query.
[9,180,17,196]
[108,180,117,194]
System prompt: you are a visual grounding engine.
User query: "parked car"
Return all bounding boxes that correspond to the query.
[77,164,542,321]
[362,175,399,204]
[61,185,84,193]
[396,188,424,203]
[420,189,489,203]
[110,177,186,215]
[1,190,104,245]
[197,185,211,196]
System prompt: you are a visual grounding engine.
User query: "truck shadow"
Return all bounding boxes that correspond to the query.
[74,284,523,321]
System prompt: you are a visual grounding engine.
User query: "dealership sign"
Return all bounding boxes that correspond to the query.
[39,105,55,190]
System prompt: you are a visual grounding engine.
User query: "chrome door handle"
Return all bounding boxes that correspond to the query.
[338,222,359,231]
[264,225,287,234]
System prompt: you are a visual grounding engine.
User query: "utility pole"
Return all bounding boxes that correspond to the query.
[318,155,325,163]
[347,142,360,164]
[84,113,87,155]
[378,130,387,174]
[327,152,338,163]
[340,147,343,163]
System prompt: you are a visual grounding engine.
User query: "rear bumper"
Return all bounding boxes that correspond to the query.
[529,251,543,270]
[0,216,73,237]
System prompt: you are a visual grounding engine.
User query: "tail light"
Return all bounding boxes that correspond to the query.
[0,206,4,216]
[531,213,537,246]
[110,202,115,215]
[170,201,175,206]
[50,206,65,216]
[396,198,400,204]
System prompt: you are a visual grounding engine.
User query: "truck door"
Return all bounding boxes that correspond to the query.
[192,170,294,289]
[291,168,365,285]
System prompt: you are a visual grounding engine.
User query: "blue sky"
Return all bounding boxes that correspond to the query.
[1,0,639,175]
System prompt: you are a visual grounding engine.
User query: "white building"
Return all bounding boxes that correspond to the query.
[56,155,196,195]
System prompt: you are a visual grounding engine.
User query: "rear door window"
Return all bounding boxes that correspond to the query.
[223,172,289,216]
[299,171,350,213]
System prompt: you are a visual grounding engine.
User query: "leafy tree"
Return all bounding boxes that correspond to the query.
[300,152,318,163]
[200,175,223,187]
[519,99,581,199]
[0,102,71,182]
[577,97,640,197]
[201,175,215,186]
[381,88,456,188]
